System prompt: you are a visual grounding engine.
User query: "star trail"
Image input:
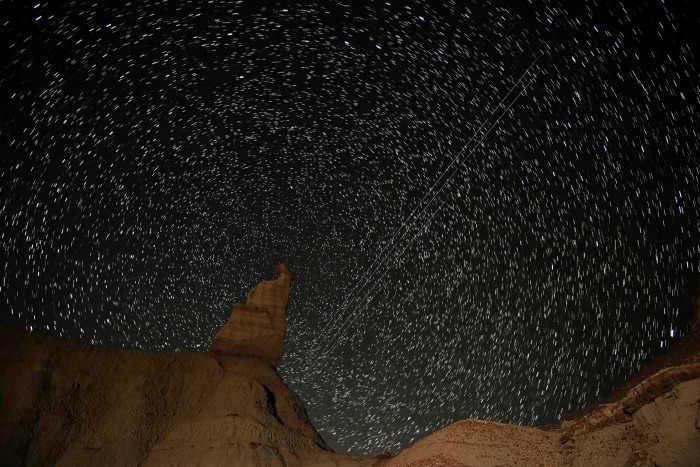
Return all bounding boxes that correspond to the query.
[1,0,699,455]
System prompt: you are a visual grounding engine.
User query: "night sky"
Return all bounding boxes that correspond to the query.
[1,0,699,455]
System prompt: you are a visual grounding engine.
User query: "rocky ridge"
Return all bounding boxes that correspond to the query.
[1,275,699,466]
[0,324,375,466]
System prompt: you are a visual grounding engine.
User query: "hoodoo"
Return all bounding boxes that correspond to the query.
[211,262,296,366]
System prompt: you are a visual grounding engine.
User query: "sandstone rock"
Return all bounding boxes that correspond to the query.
[0,264,381,467]
[0,324,377,467]
[211,263,295,366]
[383,312,700,467]
[3,320,699,467]
[382,377,700,467]
[2,269,700,466]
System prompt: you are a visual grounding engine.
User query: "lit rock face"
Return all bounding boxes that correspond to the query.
[0,324,355,467]
[211,263,296,366]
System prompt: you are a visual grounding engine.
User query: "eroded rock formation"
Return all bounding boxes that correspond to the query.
[0,264,381,467]
[383,376,700,467]
[384,311,700,467]
[1,272,699,466]
[0,324,373,467]
[211,263,296,366]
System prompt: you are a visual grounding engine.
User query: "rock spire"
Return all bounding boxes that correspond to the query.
[211,263,296,366]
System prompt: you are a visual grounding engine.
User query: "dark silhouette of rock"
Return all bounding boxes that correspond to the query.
[211,263,296,366]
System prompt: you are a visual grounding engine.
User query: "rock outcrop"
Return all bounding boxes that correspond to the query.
[383,371,700,467]
[384,317,700,467]
[0,324,373,467]
[211,263,295,366]
[0,264,378,467]
[2,323,699,467]
[2,271,699,466]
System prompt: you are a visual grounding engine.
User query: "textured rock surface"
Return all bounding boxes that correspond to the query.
[211,263,295,366]
[3,323,698,467]
[0,324,374,467]
[383,377,700,466]
[2,276,699,466]
[384,325,700,467]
